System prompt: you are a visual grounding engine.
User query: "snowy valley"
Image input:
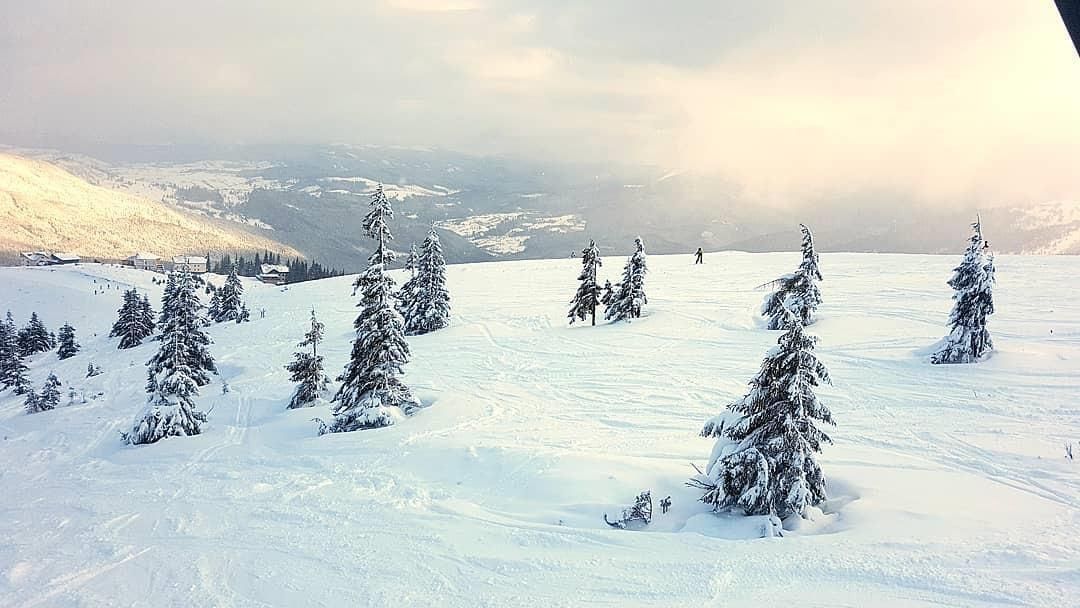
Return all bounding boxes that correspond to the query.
[1,251,1078,607]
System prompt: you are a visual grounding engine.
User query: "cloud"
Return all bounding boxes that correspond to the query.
[1,1,1078,207]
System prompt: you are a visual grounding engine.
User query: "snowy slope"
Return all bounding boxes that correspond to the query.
[0,154,300,260]
[1,254,1078,607]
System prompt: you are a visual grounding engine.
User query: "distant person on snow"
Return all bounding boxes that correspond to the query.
[694,247,704,264]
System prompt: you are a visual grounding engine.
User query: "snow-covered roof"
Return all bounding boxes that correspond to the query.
[51,253,80,261]
[128,252,159,261]
[260,264,289,274]
[20,251,49,260]
[172,256,208,264]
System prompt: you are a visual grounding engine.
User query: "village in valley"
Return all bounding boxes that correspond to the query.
[19,250,292,285]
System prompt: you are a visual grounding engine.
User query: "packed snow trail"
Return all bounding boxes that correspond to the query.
[1,253,1078,607]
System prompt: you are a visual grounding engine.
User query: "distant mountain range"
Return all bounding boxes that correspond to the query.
[2,143,1077,270]
[0,153,299,265]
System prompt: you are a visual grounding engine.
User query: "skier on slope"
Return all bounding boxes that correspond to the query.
[694,247,704,265]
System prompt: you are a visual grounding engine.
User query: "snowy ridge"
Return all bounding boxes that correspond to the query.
[1,253,1078,606]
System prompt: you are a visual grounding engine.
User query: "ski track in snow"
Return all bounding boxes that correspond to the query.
[1,253,1079,607]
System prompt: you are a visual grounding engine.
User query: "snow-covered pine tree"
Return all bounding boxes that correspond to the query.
[405,243,419,277]
[139,294,156,337]
[400,227,451,336]
[111,289,151,349]
[207,289,223,323]
[57,324,80,359]
[236,303,250,324]
[39,373,62,410]
[568,240,603,326]
[24,390,41,414]
[692,312,835,520]
[0,311,18,389]
[600,280,615,309]
[352,183,398,295]
[125,273,210,444]
[149,272,216,387]
[212,266,246,323]
[285,309,330,408]
[761,224,823,330]
[328,191,420,433]
[17,312,54,356]
[931,218,996,364]
[604,237,648,322]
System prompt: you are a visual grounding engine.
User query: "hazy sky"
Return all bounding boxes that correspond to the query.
[2,1,1079,205]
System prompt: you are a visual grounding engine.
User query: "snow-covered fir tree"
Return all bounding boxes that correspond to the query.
[405,243,419,277]
[150,272,216,387]
[211,266,247,323]
[604,237,648,322]
[285,309,330,409]
[399,226,451,335]
[139,295,156,336]
[352,183,397,295]
[39,373,62,410]
[57,323,80,359]
[124,273,210,445]
[568,240,603,326]
[693,312,835,520]
[207,289,222,322]
[328,191,420,433]
[2,312,31,395]
[26,373,62,414]
[236,303,250,324]
[0,311,19,389]
[600,280,615,309]
[111,289,155,349]
[932,218,996,364]
[17,312,55,357]
[761,224,823,330]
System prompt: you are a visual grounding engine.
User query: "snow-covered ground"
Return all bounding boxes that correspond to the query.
[1,253,1078,607]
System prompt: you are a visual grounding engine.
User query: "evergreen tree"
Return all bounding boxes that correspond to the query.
[405,243,420,277]
[692,313,835,520]
[125,273,210,444]
[140,295,156,336]
[285,309,330,409]
[604,237,648,322]
[328,190,420,433]
[236,303,250,324]
[761,224,823,330]
[568,240,603,326]
[212,266,246,323]
[149,273,216,387]
[56,324,80,359]
[24,389,41,414]
[17,312,54,356]
[39,373,62,410]
[9,359,31,395]
[111,289,155,349]
[0,311,18,389]
[352,183,396,295]
[207,289,222,321]
[399,227,451,335]
[363,184,396,267]
[932,218,996,364]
